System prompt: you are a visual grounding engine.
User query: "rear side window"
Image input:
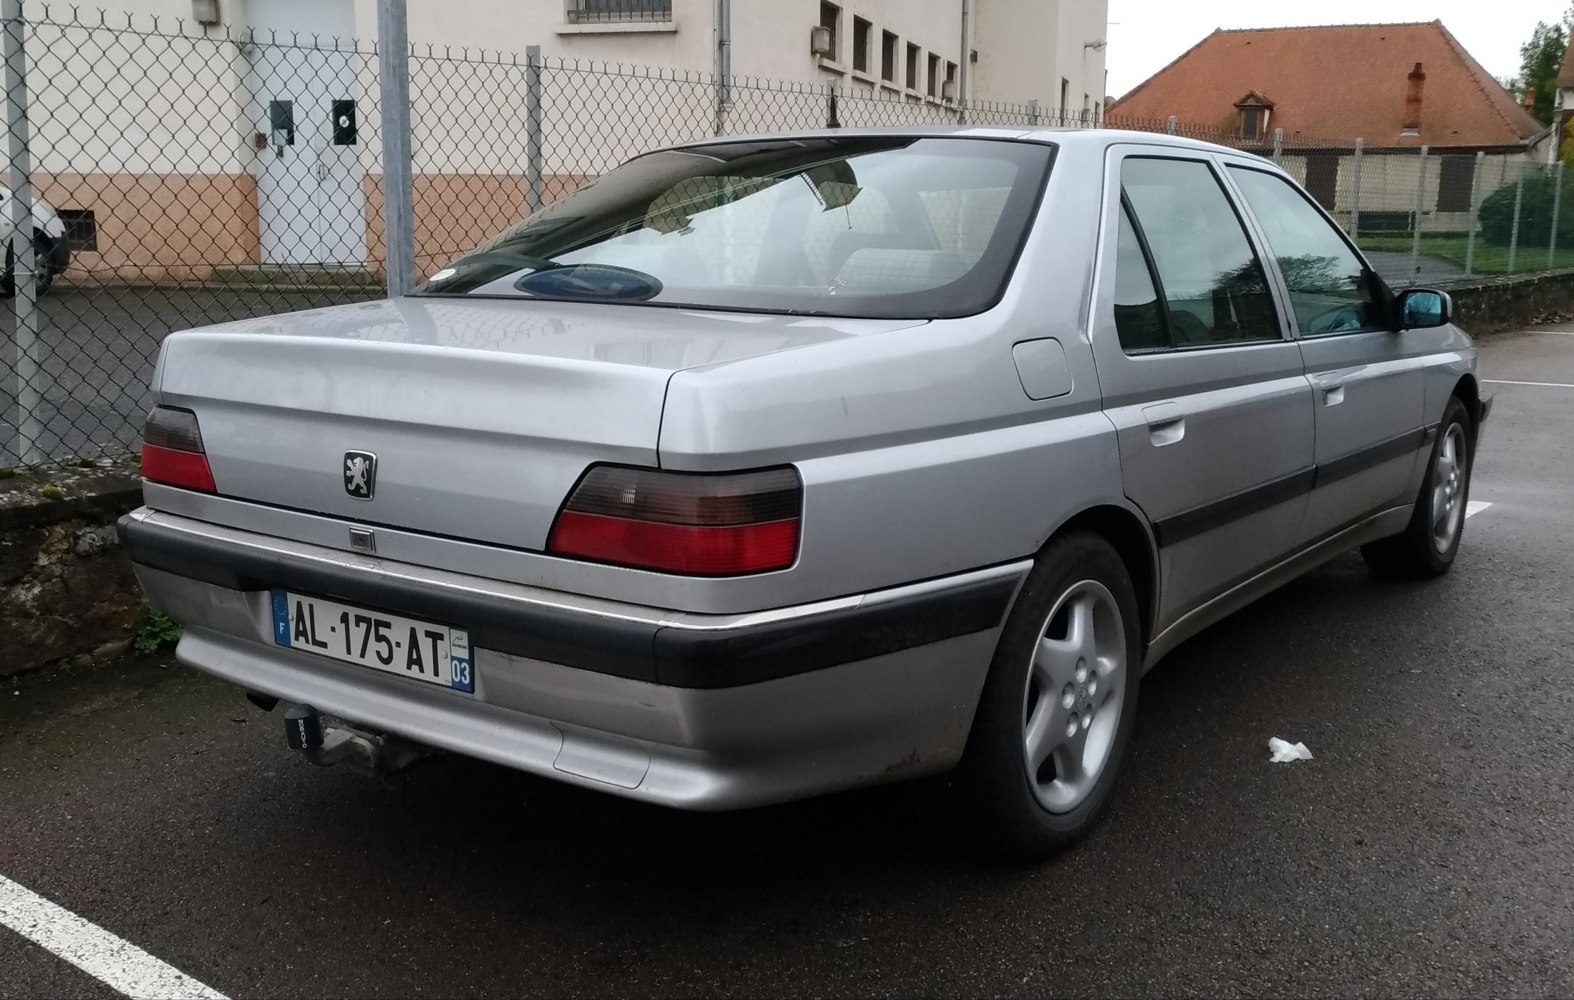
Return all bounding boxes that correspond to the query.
[1120,157,1281,349]
[1113,202,1169,352]
[1227,166,1385,335]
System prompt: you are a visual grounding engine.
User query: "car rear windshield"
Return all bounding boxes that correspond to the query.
[417,136,1054,319]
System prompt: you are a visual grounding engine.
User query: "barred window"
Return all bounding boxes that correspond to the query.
[566,0,672,24]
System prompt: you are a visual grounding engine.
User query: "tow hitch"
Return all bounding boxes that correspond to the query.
[282,704,428,776]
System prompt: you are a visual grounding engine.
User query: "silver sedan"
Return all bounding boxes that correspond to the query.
[122,128,1487,858]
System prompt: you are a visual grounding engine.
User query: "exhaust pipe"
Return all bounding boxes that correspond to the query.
[282,704,428,776]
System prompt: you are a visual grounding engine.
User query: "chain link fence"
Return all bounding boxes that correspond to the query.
[1,2,1567,468]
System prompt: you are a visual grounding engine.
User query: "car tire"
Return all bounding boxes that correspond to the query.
[1361,396,1474,579]
[936,531,1142,861]
[0,229,58,298]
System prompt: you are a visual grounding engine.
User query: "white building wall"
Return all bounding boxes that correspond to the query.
[21,0,1107,279]
[971,0,1106,114]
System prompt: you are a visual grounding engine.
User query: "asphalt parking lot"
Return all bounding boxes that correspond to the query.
[2,329,1572,998]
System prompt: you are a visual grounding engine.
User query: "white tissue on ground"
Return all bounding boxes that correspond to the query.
[1268,737,1314,763]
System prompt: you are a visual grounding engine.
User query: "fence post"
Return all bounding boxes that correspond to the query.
[1507,166,1525,275]
[2,0,41,466]
[825,81,839,129]
[377,0,415,297]
[1464,151,1485,277]
[1348,138,1364,239]
[1550,161,1564,270]
[525,45,544,215]
[1271,128,1284,166]
[1408,145,1429,283]
[713,0,731,135]
[1166,115,1177,135]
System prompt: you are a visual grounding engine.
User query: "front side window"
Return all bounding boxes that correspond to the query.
[1120,157,1280,348]
[1228,166,1385,335]
[420,138,1053,320]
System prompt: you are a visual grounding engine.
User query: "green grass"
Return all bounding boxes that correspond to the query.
[1357,234,1574,275]
[133,609,183,655]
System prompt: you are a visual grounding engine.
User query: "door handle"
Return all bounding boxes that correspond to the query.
[1322,384,1345,406]
[1142,402,1185,446]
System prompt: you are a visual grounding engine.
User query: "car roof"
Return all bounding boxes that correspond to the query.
[663,126,1249,158]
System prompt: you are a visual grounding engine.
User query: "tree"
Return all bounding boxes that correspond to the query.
[1518,6,1574,126]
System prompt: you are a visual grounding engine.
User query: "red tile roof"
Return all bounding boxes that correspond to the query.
[1109,22,1541,149]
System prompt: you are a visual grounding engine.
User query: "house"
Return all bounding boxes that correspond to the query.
[27,0,1107,282]
[1554,40,1574,160]
[1108,22,1547,232]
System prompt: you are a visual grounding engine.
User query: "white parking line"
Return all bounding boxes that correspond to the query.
[0,874,227,1000]
[1466,501,1493,519]
[1483,379,1574,388]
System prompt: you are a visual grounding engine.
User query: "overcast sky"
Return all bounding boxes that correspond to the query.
[1105,0,1559,100]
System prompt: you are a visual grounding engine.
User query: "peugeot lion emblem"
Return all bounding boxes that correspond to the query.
[344,451,377,500]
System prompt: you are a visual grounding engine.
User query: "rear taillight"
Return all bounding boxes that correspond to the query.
[141,406,216,493]
[547,466,801,576]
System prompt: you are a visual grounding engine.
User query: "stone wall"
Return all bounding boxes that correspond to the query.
[0,460,144,678]
[1445,271,1574,334]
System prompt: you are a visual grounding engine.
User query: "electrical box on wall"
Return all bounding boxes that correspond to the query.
[191,0,220,26]
[332,100,358,145]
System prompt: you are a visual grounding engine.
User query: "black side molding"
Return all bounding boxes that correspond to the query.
[655,576,1018,688]
[1152,425,1438,549]
[1153,467,1317,548]
[120,514,1019,690]
[1314,427,1431,489]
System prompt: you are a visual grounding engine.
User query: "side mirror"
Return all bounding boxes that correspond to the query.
[1396,288,1452,330]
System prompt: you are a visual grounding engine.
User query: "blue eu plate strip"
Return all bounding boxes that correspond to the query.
[271,590,291,647]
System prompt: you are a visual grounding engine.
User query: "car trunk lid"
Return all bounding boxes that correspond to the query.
[152,296,918,551]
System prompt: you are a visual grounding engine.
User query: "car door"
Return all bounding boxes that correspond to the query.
[1223,163,1427,544]
[1091,148,1316,633]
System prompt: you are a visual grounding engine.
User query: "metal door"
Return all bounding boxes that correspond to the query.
[248,0,367,266]
[1221,162,1427,544]
[1091,147,1316,632]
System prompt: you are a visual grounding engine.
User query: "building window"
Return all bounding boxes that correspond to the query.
[1240,109,1261,140]
[852,16,871,73]
[58,209,97,252]
[944,61,957,102]
[1059,78,1069,120]
[1437,156,1477,213]
[565,0,671,23]
[819,2,840,61]
[927,52,940,96]
[906,42,920,90]
[881,30,897,82]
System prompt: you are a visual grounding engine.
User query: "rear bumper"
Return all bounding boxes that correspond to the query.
[122,508,1026,808]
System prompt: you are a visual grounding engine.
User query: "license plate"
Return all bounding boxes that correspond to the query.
[271,591,474,694]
